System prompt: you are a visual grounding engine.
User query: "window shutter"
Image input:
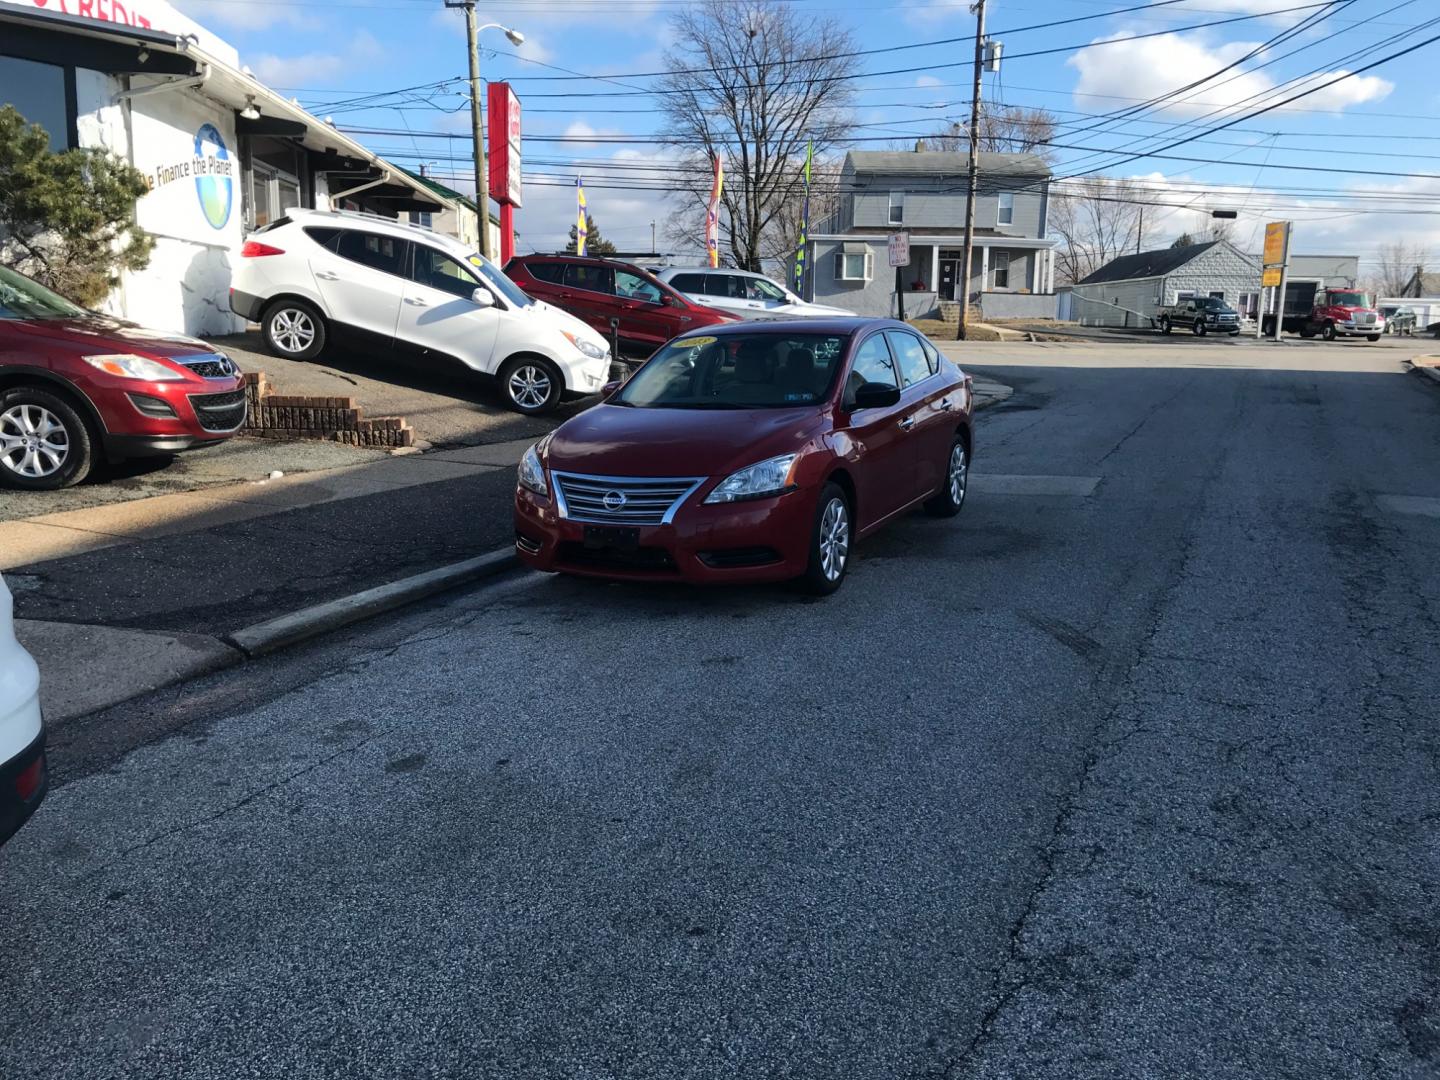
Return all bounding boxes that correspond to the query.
[866,250,874,281]
[834,251,845,279]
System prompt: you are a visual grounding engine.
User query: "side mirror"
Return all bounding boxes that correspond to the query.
[852,382,901,410]
[601,379,623,399]
[664,294,685,309]
[471,287,496,308]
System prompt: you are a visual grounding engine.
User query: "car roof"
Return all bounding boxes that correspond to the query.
[658,267,767,279]
[678,317,900,337]
[281,207,474,257]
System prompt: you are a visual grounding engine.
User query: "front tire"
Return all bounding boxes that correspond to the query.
[1159,317,1171,335]
[1366,334,1380,342]
[498,356,563,415]
[1322,321,1337,341]
[0,386,94,490]
[1193,320,1207,336]
[924,436,968,518]
[796,483,851,596]
[262,299,327,361]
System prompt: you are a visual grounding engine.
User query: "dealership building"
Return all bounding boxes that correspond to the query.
[0,0,488,335]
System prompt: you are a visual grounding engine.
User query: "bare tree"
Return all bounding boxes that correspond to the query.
[656,0,855,271]
[1373,240,1426,297]
[1049,178,1154,285]
[924,105,1058,161]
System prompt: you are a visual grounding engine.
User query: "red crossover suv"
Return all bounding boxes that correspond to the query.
[0,267,246,490]
[504,254,739,358]
[514,319,973,595]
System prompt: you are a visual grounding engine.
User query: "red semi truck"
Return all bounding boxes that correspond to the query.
[1262,282,1385,341]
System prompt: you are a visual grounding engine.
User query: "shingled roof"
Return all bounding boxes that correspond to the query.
[844,150,1052,178]
[1078,241,1229,286]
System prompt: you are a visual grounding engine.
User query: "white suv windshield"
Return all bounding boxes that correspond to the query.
[467,253,533,308]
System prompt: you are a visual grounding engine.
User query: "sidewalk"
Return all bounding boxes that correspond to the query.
[9,377,1012,725]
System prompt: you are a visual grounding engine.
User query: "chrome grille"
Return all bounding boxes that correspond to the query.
[188,389,248,433]
[180,353,238,379]
[1356,313,1375,326]
[552,472,705,526]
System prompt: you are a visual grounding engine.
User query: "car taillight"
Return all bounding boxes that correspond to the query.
[15,754,44,802]
[241,240,285,257]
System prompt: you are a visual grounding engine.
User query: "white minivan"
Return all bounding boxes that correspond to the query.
[0,574,45,847]
[230,209,613,415]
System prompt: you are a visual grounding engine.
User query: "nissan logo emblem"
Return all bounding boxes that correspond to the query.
[602,490,627,512]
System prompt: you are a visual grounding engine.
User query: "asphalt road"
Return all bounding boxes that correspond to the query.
[3,342,1440,1078]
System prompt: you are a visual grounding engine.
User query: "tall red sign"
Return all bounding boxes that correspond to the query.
[487,82,521,263]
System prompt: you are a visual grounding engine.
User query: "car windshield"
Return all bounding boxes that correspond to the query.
[1329,291,1371,307]
[1200,297,1230,310]
[467,253,534,309]
[613,331,847,409]
[0,266,88,320]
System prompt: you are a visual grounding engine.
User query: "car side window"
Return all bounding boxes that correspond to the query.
[669,273,705,292]
[845,334,898,405]
[410,245,480,300]
[565,263,615,295]
[525,261,565,284]
[705,275,745,299]
[335,230,407,276]
[303,226,341,252]
[615,269,663,304]
[885,331,932,387]
[920,336,942,375]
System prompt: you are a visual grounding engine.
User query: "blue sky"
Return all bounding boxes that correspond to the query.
[176,0,1440,272]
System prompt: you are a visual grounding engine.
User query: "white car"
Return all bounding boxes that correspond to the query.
[0,574,45,847]
[655,267,858,322]
[230,209,613,414]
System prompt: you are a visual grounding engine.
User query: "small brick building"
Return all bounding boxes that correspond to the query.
[1070,240,1260,329]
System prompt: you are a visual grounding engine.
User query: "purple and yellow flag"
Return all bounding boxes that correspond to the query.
[793,141,812,293]
[575,177,588,256]
[705,153,724,268]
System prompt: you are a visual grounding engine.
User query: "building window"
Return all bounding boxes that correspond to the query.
[993,252,1011,289]
[248,163,301,230]
[888,191,904,225]
[1176,290,1195,303]
[1209,290,1225,300]
[409,211,434,228]
[835,249,873,282]
[0,56,71,150]
[997,192,1014,226]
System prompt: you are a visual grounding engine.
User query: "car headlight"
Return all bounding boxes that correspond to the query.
[518,443,548,496]
[704,453,798,504]
[82,353,185,381]
[562,331,607,361]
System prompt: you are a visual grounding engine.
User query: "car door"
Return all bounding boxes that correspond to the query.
[560,262,617,339]
[396,243,501,372]
[309,229,408,344]
[885,329,954,497]
[837,332,917,530]
[702,273,757,319]
[613,268,677,350]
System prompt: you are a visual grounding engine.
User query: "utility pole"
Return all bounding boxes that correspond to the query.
[463,1,492,260]
[956,0,986,341]
[1136,206,1143,254]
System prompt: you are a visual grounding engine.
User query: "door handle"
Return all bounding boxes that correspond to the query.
[939,397,954,411]
[315,271,340,280]
[406,297,429,307]
[899,416,915,431]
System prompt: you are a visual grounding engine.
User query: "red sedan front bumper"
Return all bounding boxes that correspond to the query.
[79,371,248,458]
[514,483,816,584]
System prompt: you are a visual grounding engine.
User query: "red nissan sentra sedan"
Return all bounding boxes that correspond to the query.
[513,318,972,595]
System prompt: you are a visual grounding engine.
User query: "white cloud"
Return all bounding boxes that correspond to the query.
[562,120,629,146]
[249,30,382,90]
[1068,33,1392,117]
[172,0,321,32]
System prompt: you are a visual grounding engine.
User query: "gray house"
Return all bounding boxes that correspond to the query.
[805,149,1058,319]
[1070,240,1260,328]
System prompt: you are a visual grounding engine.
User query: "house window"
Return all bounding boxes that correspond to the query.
[993,252,1011,289]
[0,56,71,150]
[997,192,1014,226]
[888,191,904,225]
[248,163,301,231]
[1175,290,1195,303]
[1209,290,1225,300]
[835,249,873,282]
[409,211,434,228]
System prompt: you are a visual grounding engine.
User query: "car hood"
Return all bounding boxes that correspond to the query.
[3,316,221,359]
[524,299,609,349]
[544,403,827,478]
[1328,305,1381,317]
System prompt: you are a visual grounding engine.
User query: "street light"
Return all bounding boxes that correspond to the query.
[445,1,524,260]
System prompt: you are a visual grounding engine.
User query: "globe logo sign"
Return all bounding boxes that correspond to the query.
[193,123,233,230]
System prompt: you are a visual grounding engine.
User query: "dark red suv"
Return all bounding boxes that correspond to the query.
[505,254,738,358]
[0,266,247,490]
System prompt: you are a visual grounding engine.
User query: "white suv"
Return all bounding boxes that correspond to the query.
[0,574,45,847]
[655,267,858,322]
[230,209,612,414]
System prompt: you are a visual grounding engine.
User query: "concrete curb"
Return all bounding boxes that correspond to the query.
[1408,360,1440,387]
[223,548,519,657]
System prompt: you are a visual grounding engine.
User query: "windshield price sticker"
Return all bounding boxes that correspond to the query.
[680,336,717,348]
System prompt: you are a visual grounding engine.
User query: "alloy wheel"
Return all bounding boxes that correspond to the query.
[818,496,849,582]
[509,364,551,410]
[948,443,968,505]
[271,309,316,354]
[0,403,69,478]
